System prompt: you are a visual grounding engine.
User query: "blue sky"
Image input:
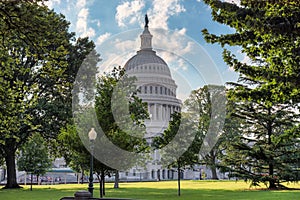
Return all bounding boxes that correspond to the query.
[46,0,242,101]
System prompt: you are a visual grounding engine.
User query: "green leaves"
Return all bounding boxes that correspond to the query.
[17,133,51,175]
[0,2,100,188]
[203,0,300,188]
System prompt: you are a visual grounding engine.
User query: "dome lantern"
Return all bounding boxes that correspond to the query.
[140,14,153,50]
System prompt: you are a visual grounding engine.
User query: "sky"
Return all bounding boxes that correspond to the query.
[45,0,242,101]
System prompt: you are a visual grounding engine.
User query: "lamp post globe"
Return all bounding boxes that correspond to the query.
[88,128,97,141]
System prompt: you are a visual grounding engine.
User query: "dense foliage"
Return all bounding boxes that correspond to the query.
[17,133,51,190]
[0,1,99,188]
[202,0,300,188]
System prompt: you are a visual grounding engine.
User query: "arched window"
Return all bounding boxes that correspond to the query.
[160,87,163,94]
[155,86,158,94]
[150,86,153,94]
[145,86,147,94]
[151,170,155,179]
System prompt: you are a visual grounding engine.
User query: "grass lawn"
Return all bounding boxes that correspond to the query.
[0,180,300,200]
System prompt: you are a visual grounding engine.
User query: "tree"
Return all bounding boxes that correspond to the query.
[184,85,226,180]
[93,66,149,195]
[59,124,90,183]
[202,0,300,103]
[59,123,113,198]
[61,67,149,198]
[202,0,300,188]
[0,1,98,188]
[153,112,200,196]
[17,133,51,191]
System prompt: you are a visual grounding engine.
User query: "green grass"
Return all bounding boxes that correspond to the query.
[0,180,300,200]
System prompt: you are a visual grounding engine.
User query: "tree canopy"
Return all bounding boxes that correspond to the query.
[202,0,300,189]
[0,1,99,188]
[17,133,51,191]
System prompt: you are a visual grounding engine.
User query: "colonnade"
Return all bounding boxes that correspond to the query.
[147,103,180,121]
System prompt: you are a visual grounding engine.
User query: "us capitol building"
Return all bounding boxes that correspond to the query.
[119,16,187,181]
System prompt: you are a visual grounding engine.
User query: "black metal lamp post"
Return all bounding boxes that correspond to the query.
[88,128,97,197]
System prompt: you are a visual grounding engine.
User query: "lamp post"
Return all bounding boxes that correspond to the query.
[88,128,97,197]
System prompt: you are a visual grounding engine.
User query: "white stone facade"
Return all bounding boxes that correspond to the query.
[121,24,182,181]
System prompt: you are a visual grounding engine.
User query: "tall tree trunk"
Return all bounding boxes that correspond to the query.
[268,163,276,189]
[209,150,218,180]
[114,170,119,189]
[37,174,40,185]
[101,171,105,196]
[99,176,103,198]
[177,163,181,196]
[30,173,33,191]
[211,166,218,180]
[3,148,21,189]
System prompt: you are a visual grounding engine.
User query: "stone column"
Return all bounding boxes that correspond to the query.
[154,104,157,120]
[159,104,163,121]
[162,105,165,120]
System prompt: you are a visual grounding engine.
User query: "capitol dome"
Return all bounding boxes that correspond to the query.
[124,16,181,138]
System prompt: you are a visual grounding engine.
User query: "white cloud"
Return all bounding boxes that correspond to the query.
[97,28,196,75]
[112,0,188,73]
[148,0,186,29]
[76,0,86,9]
[153,28,195,57]
[44,0,61,9]
[96,32,111,46]
[115,0,145,27]
[177,27,187,35]
[75,0,96,38]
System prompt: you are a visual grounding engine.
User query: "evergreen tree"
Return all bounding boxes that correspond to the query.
[202,0,300,188]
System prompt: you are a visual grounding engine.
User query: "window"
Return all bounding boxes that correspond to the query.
[155,86,158,94]
[168,170,174,179]
[160,87,162,94]
[133,169,136,176]
[145,86,147,94]
[150,86,152,94]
